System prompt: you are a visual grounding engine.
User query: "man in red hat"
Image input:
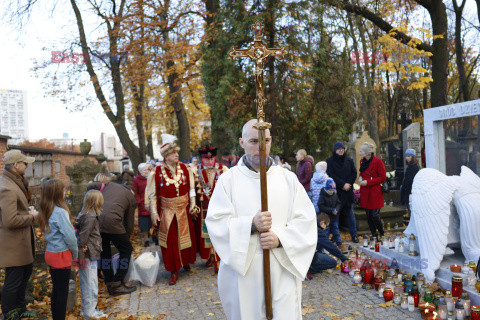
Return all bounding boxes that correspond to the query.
[146,134,197,285]
[194,146,228,272]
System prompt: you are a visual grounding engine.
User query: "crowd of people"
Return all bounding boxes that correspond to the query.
[0,125,421,320]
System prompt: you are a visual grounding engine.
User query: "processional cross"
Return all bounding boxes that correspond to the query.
[228,21,288,320]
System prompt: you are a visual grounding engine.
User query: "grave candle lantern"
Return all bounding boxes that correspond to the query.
[452,276,463,298]
[419,302,436,320]
[450,264,461,273]
[383,288,394,302]
[471,305,480,320]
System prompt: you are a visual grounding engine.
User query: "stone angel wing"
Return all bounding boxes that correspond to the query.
[453,166,480,263]
[404,168,460,282]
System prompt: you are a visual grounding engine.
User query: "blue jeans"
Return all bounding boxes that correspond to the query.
[328,216,342,245]
[79,259,99,319]
[309,251,337,273]
[341,203,357,238]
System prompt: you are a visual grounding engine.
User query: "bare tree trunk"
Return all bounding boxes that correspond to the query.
[356,16,379,146]
[452,0,469,102]
[69,0,143,170]
[426,0,449,107]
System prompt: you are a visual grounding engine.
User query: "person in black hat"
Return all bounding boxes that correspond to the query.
[326,142,359,243]
[194,146,228,272]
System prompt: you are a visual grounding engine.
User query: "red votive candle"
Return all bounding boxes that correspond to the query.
[452,276,463,298]
[450,264,461,273]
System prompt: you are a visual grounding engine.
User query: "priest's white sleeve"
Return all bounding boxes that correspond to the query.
[270,176,317,280]
[206,174,254,276]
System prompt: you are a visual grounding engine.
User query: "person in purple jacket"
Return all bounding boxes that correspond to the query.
[296,149,314,200]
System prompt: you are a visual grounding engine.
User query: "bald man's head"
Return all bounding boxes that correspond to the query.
[239,119,272,157]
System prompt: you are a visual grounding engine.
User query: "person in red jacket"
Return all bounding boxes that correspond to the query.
[358,142,386,240]
[133,163,151,247]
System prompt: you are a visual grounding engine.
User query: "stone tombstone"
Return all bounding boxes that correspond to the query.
[349,131,377,181]
[66,140,106,215]
[424,99,480,175]
[402,122,422,167]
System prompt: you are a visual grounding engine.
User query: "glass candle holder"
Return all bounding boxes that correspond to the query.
[383,288,394,302]
[471,305,480,320]
[401,293,408,309]
[452,276,463,298]
[408,295,415,311]
[424,289,433,303]
[394,293,401,305]
[462,263,470,274]
[378,283,385,298]
[445,291,454,312]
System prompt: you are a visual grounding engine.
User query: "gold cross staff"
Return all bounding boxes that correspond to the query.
[228,21,288,320]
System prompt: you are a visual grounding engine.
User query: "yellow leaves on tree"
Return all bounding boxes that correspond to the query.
[376,24,433,91]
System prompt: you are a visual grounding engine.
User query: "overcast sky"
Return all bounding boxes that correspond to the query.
[0,1,117,142]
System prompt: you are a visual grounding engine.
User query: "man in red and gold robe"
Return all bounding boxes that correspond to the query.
[146,134,197,285]
[194,147,228,272]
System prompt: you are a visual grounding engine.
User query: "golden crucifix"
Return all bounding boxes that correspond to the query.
[228,21,288,320]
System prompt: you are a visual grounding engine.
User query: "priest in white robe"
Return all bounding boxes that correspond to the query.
[206,119,317,320]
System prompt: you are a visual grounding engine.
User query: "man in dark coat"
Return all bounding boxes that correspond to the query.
[87,175,137,296]
[326,142,359,243]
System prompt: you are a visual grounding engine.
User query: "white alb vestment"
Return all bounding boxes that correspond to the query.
[206,160,317,320]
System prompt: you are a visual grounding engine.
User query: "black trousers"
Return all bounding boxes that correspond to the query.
[365,209,384,238]
[1,263,33,318]
[49,267,71,320]
[100,233,133,283]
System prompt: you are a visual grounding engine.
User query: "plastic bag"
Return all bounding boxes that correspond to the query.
[134,252,160,287]
[124,255,140,283]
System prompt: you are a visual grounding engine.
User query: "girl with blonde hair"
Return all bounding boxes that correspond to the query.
[39,179,78,320]
[74,190,107,319]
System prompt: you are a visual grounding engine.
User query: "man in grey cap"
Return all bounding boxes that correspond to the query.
[0,149,39,319]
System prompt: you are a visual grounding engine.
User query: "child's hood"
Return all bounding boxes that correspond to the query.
[312,171,328,184]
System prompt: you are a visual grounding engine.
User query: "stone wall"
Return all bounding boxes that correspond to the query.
[0,144,98,198]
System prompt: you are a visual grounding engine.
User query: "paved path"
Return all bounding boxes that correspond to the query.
[105,248,423,320]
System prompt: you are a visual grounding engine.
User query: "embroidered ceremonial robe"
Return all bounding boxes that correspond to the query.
[206,159,317,320]
[194,162,228,259]
[148,162,196,272]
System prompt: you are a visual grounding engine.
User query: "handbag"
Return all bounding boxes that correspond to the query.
[381,181,389,194]
[368,173,389,193]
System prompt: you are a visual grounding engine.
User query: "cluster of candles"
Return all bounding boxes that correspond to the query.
[449,263,480,294]
[363,233,418,256]
[341,248,480,320]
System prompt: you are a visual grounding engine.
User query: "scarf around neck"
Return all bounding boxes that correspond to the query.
[242,155,274,173]
[359,153,374,172]
[4,167,32,201]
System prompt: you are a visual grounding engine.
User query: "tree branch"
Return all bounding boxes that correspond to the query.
[326,0,433,53]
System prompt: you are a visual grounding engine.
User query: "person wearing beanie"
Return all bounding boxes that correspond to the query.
[310,161,329,213]
[317,178,344,251]
[326,142,359,243]
[400,149,420,218]
[358,142,386,240]
[144,134,197,285]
